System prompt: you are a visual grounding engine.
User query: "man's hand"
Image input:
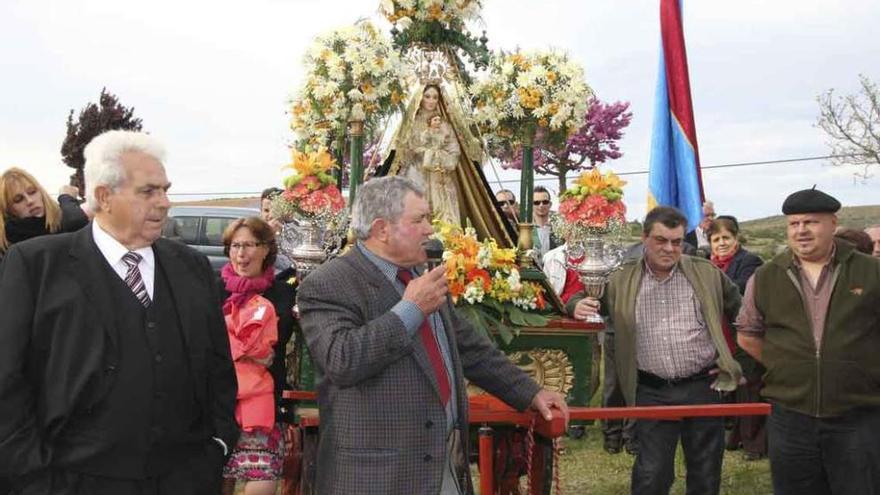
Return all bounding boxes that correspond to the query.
[530,389,570,427]
[572,297,600,321]
[402,265,449,315]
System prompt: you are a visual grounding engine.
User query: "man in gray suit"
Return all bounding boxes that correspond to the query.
[298,176,569,495]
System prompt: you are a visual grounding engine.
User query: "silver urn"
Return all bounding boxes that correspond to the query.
[566,236,624,323]
[277,218,328,281]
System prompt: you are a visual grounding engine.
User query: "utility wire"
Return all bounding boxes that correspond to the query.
[167,153,856,196]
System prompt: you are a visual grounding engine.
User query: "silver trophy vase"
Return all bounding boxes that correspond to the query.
[278,218,328,281]
[567,236,623,323]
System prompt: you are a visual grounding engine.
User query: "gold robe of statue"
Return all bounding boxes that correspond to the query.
[385,83,516,248]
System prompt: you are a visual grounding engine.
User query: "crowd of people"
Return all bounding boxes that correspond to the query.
[0,129,878,495]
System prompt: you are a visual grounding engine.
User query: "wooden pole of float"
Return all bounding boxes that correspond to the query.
[517,124,536,265]
[478,426,495,495]
[334,132,345,191]
[348,119,365,205]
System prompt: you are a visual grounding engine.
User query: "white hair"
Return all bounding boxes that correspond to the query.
[83,130,166,211]
[351,176,423,240]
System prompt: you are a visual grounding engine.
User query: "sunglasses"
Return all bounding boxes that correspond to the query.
[498,199,516,206]
[533,200,551,206]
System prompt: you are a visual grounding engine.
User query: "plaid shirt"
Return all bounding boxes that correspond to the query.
[635,261,717,379]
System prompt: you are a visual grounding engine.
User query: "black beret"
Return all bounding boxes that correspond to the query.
[782,187,841,215]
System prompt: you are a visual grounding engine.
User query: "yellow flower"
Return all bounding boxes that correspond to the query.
[577,168,607,194]
[284,147,336,177]
[604,171,627,191]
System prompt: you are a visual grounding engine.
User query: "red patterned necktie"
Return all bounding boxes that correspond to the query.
[397,268,451,405]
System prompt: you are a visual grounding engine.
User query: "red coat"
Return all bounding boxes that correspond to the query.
[225,294,278,431]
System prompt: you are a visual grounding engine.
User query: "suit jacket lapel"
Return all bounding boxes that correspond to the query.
[346,248,445,403]
[152,239,196,350]
[69,225,120,350]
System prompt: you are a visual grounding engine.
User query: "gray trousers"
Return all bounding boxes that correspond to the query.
[601,330,634,442]
[631,376,724,495]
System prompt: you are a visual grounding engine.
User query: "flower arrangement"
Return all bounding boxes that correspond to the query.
[289,21,406,148]
[554,168,627,239]
[271,148,346,220]
[435,222,548,343]
[380,0,482,28]
[470,50,592,148]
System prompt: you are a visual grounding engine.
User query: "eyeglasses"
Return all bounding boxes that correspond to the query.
[533,200,551,206]
[229,241,265,251]
[648,236,684,248]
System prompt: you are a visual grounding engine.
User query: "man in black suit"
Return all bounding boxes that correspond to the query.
[0,130,238,494]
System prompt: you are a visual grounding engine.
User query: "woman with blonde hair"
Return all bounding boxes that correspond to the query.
[0,167,89,256]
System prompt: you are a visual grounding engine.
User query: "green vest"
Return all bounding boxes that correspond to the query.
[754,240,880,417]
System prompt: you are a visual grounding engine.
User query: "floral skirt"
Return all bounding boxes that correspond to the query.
[222,424,284,481]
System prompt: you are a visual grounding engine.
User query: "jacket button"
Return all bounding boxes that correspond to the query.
[147,322,156,329]
[154,354,163,363]
[423,454,432,462]
[425,420,434,429]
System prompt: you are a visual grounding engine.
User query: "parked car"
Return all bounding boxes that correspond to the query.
[163,205,288,274]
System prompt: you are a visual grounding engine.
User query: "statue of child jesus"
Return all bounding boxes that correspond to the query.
[416,114,460,226]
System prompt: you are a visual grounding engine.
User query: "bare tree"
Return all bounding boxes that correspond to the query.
[816,74,880,180]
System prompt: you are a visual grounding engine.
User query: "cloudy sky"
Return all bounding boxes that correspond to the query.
[2,0,878,221]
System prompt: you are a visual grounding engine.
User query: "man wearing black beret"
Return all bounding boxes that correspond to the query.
[736,187,880,494]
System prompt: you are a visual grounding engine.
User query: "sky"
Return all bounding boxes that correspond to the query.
[1,0,878,222]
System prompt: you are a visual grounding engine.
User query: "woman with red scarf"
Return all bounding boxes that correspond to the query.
[707,215,765,461]
[219,217,296,495]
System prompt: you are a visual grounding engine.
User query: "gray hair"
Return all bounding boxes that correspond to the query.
[351,176,424,240]
[83,130,166,211]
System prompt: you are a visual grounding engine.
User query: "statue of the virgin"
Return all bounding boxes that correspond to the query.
[378,77,517,248]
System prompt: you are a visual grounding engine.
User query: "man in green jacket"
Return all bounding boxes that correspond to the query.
[569,206,742,495]
[737,187,880,495]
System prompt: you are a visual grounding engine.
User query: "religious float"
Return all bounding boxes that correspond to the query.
[271,2,631,493]
[268,3,616,493]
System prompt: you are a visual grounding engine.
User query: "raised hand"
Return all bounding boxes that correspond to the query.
[402,264,449,315]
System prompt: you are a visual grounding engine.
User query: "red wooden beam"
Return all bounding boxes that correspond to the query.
[283,391,771,434]
[568,403,771,421]
[478,427,495,495]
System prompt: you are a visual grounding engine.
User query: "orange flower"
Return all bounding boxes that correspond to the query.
[449,280,466,301]
[535,288,546,310]
[467,268,492,291]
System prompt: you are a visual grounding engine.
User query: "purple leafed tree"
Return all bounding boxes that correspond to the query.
[503,97,632,193]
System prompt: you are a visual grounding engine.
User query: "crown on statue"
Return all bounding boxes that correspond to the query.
[410,49,450,85]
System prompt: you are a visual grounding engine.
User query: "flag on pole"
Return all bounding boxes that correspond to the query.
[648,0,705,232]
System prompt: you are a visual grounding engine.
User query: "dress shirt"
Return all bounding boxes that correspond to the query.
[635,261,717,379]
[535,224,552,257]
[92,220,155,299]
[736,249,837,348]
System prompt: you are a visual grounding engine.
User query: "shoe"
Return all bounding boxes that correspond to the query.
[603,437,623,455]
[624,440,639,456]
[743,452,765,461]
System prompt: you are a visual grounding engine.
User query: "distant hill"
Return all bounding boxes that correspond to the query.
[740,204,880,232]
[740,204,880,260]
[173,197,259,208]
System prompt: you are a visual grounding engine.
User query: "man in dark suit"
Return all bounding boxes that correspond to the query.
[0,130,238,495]
[297,176,569,495]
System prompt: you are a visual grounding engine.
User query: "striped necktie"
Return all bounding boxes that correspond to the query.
[122,251,151,307]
